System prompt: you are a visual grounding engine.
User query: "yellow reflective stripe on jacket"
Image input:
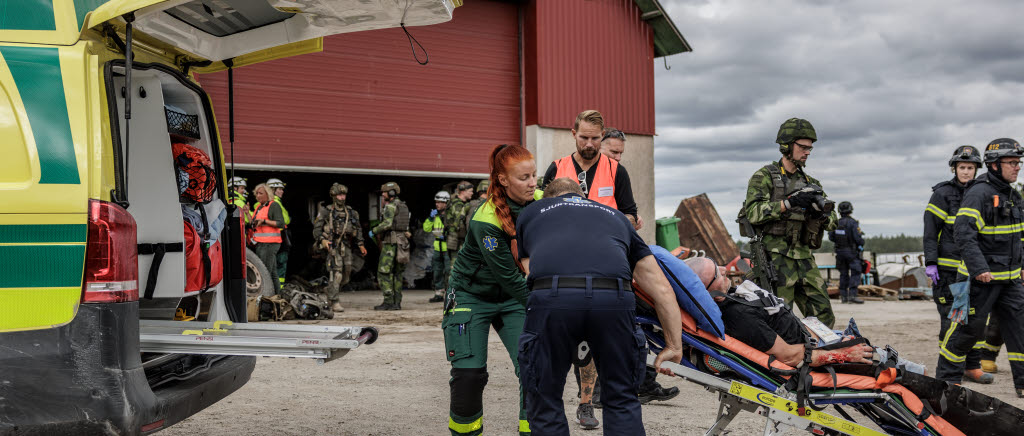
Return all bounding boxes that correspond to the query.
[956,207,985,229]
[519,420,531,433]
[939,323,966,363]
[449,417,482,434]
[937,258,960,268]
[978,223,1024,234]
[990,268,1022,280]
[1008,352,1024,362]
[926,203,948,220]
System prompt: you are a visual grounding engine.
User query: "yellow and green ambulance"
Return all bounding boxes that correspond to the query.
[0,1,455,434]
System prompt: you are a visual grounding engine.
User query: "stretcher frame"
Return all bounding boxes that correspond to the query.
[638,316,942,436]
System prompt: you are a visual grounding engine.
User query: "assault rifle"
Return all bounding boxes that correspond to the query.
[737,217,780,295]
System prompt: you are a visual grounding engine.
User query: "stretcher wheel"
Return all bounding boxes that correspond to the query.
[360,327,379,345]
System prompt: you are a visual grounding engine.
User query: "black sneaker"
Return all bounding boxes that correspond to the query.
[575,403,600,430]
[373,303,392,311]
[638,384,680,404]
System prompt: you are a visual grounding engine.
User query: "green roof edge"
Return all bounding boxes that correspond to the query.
[632,0,693,57]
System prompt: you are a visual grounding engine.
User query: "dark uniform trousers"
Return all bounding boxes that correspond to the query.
[518,279,647,436]
[933,269,981,370]
[835,249,862,298]
[936,279,1024,388]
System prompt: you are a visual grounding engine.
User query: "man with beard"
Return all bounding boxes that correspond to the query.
[540,110,639,229]
[738,118,838,328]
[313,183,366,312]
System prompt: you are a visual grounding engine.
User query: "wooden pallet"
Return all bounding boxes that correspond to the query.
[827,284,899,301]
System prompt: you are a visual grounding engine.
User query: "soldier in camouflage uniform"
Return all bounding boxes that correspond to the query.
[740,118,838,328]
[444,181,476,267]
[313,183,366,312]
[370,181,411,311]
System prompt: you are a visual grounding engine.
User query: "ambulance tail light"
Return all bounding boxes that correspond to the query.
[82,199,139,303]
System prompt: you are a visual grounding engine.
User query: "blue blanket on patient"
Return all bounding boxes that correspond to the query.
[648,245,726,338]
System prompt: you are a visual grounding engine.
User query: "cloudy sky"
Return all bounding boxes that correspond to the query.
[652,0,1024,237]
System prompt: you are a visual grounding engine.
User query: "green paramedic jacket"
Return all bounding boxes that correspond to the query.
[449,196,531,306]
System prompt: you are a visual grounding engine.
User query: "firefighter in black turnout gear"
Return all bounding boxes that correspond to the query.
[924,145,995,384]
[829,201,864,304]
[936,138,1024,397]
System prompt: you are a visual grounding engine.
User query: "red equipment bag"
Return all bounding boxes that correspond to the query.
[172,142,216,204]
[184,221,223,292]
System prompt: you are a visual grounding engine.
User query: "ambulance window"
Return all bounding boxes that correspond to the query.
[164,0,294,37]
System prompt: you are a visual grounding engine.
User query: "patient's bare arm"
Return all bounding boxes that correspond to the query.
[766,336,872,367]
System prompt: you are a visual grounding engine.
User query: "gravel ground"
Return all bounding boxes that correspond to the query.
[160,290,1024,435]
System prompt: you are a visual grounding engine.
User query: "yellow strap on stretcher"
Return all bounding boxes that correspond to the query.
[727,381,887,436]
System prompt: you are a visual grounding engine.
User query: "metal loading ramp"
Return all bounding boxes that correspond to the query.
[140,320,378,364]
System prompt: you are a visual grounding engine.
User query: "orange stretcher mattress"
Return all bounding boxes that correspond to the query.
[634,285,964,436]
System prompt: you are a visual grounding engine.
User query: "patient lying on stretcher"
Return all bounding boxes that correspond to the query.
[684,257,926,374]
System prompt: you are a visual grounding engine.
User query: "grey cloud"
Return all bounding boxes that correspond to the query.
[652,0,1024,237]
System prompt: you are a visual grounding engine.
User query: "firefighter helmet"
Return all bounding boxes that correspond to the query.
[984,138,1023,164]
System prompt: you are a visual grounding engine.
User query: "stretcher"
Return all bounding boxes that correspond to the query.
[633,285,1024,436]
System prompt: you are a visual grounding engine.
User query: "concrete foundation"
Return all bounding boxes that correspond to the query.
[525,125,656,242]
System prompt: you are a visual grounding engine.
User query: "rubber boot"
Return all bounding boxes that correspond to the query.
[964,368,995,384]
[981,359,999,374]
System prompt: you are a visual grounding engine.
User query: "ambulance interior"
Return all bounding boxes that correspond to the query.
[109,63,233,324]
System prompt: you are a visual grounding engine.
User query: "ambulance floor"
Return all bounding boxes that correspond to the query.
[161,291,1024,436]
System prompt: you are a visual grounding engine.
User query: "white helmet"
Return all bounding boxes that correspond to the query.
[229,176,247,188]
[266,178,286,189]
[434,191,450,202]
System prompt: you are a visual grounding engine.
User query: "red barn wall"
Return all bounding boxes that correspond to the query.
[524,0,656,135]
[198,0,521,175]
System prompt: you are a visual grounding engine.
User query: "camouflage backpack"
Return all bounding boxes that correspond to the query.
[279,282,334,320]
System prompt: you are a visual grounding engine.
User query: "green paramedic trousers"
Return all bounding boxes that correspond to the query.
[442,290,530,435]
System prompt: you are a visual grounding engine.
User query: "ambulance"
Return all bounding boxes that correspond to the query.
[0,1,456,434]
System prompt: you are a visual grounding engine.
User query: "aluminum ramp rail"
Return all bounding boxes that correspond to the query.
[649,355,900,436]
[140,320,378,364]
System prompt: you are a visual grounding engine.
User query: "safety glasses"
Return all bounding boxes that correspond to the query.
[577,170,588,194]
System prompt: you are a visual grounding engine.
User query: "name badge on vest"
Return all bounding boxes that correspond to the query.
[597,186,613,198]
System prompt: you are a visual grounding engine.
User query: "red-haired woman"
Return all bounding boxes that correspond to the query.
[443,144,538,436]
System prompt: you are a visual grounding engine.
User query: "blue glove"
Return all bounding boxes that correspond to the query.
[948,280,970,326]
[368,230,375,239]
[926,265,940,284]
[430,209,438,218]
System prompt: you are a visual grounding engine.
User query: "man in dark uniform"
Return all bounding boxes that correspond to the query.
[516,178,683,435]
[829,201,865,304]
[937,138,1024,398]
[923,145,995,383]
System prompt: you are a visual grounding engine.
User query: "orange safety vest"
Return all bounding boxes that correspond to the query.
[253,200,282,243]
[554,153,619,208]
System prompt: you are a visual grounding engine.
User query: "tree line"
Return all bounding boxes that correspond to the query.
[735,234,924,254]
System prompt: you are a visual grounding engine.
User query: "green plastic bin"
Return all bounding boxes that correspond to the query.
[655,216,682,250]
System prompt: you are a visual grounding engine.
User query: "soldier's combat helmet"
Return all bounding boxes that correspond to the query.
[434,191,450,202]
[838,201,853,215]
[380,181,400,196]
[476,180,489,193]
[457,181,474,192]
[330,183,348,196]
[983,138,1023,164]
[949,145,982,168]
[776,118,817,155]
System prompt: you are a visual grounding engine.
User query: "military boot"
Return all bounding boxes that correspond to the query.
[331,301,345,313]
[428,290,445,303]
[373,302,392,311]
[849,290,865,304]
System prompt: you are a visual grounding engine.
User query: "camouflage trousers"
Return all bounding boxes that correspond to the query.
[769,254,835,328]
[378,243,405,305]
[326,244,354,303]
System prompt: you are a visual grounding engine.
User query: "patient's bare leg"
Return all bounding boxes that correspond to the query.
[580,361,598,404]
